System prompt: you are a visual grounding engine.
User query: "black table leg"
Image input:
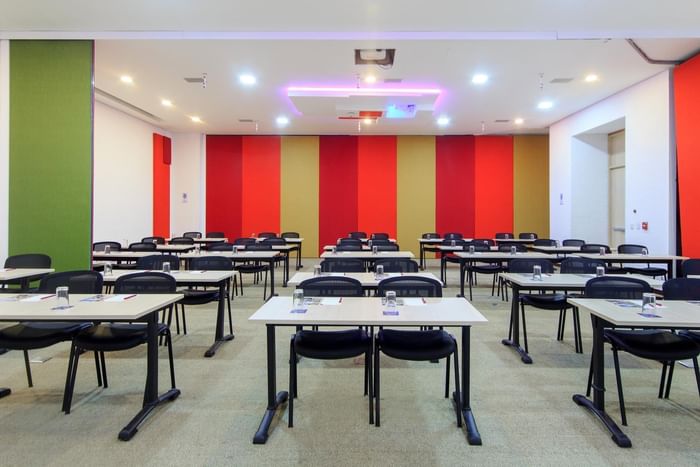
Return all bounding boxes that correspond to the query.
[253,325,288,444]
[205,280,235,358]
[459,325,482,445]
[269,258,277,297]
[573,316,631,448]
[420,243,425,270]
[295,244,303,270]
[118,310,180,441]
[283,253,290,287]
[458,259,467,298]
[501,283,532,364]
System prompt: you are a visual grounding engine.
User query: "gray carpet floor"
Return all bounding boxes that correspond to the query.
[1,260,699,466]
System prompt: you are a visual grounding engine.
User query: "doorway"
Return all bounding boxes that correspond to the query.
[608,130,625,248]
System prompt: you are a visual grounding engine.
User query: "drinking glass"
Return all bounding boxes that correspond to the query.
[599,247,606,255]
[469,245,475,254]
[56,286,69,308]
[510,246,517,255]
[533,265,542,281]
[376,265,384,277]
[104,244,111,254]
[596,266,605,277]
[386,290,397,309]
[293,289,304,309]
[313,265,322,276]
[104,263,112,275]
[372,246,378,254]
[642,293,656,311]
[162,262,171,273]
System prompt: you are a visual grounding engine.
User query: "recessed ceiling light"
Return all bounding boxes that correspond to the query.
[364,75,377,84]
[190,116,202,123]
[363,118,373,124]
[161,99,173,107]
[514,118,524,125]
[437,116,450,126]
[276,116,289,126]
[471,74,489,85]
[120,75,133,84]
[239,74,257,86]
[537,100,554,110]
[585,74,599,83]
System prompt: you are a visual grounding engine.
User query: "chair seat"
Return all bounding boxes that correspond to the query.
[470,263,503,273]
[180,289,219,305]
[679,330,700,344]
[236,264,269,273]
[75,323,169,352]
[443,254,461,263]
[520,293,569,310]
[293,329,370,360]
[377,329,456,361]
[604,329,700,361]
[0,322,91,349]
[623,266,667,277]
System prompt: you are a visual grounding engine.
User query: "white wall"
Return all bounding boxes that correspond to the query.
[93,101,167,246]
[549,71,675,254]
[0,40,9,263]
[170,132,205,236]
[570,134,609,243]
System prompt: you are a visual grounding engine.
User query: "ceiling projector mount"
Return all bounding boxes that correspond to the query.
[355,49,395,67]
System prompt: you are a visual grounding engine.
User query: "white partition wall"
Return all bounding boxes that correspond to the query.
[170,132,205,236]
[549,71,675,254]
[0,40,9,263]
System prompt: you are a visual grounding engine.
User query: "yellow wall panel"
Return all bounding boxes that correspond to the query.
[281,136,319,257]
[397,136,436,257]
[513,135,550,238]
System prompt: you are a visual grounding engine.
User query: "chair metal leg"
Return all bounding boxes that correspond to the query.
[693,357,700,397]
[93,351,103,386]
[263,271,268,301]
[23,350,33,388]
[226,286,234,335]
[173,304,180,334]
[586,351,594,397]
[165,331,176,389]
[557,310,566,341]
[374,342,381,427]
[367,347,374,425]
[63,345,81,414]
[444,354,451,398]
[453,346,462,428]
[611,347,627,426]
[62,343,77,413]
[288,338,295,428]
[573,308,583,354]
[181,304,187,335]
[664,361,675,399]
[520,302,529,354]
[100,351,108,388]
[658,362,668,398]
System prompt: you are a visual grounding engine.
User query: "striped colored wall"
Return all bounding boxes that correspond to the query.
[205,135,548,256]
[153,133,171,237]
[9,40,93,270]
[513,135,550,237]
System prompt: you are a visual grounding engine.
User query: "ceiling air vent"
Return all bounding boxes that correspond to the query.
[184,73,207,88]
[355,49,395,66]
[550,78,574,84]
[384,78,403,83]
[238,119,256,123]
[494,119,510,123]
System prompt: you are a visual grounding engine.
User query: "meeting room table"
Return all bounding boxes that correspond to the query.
[575,252,687,278]
[256,237,304,271]
[528,245,582,256]
[568,297,700,448]
[287,271,443,293]
[0,267,54,292]
[180,250,284,293]
[0,292,182,440]
[499,272,664,364]
[249,296,487,445]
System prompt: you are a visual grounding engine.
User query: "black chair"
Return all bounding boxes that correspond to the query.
[0,271,102,389]
[509,259,582,353]
[472,238,496,246]
[128,242,157,251]
[170,237,195,245]
[617,244,667,279]
[560,257,605,274]
[2,253,52,291]
[421,233,444,260]
[498,243,527,252]
[495,232,513,239]
[258,232,277,239]
[338,238,362,247]
[183,231,202,239]
[443,232,463,240]
[375,244,399,252]
[289,277,371,426]
[374,258,419,273]
[519,232,538,239]
[581,243,611,254]
[349,231,367,240]
[439,239,466,285]
[93,241,121,252]
[209,242,234,251]
[682,259,700,277]
[281,232,300,239]
[463,242,503,301]
[62,272,177,414]
[533,239,556,247]
[320,259,365,273]
[206,231,225,238]
[421,232,440,239]
[236,244,271,300]
[562,239,585,247]
[374,328,460,427]
[233,237,257,246]
[136,254,180,271]
[337,244,363,251]
[142,236,165,245]
[370,233,390,240]
[377,276,442,298]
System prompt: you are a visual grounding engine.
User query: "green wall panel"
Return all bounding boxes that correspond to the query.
[9,40,93,271]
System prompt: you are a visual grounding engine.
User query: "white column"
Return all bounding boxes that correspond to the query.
[0,40,10,262]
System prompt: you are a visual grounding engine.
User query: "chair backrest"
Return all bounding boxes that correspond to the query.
[246,243,272,251]
[472,238,496,246]
[114,272,177,294]
[4,253,52,269]
[368,239,392,246]
[370,233,390,240]
[464,241,491,252]
[208,242,235,251]
[338,238,362,247]
[617,244,649,255]
[281,231,300,239]
[136,254,180,271]
[142,236,165,245]
[580,243,611,254]
[39,270,103,294]
[519,232,538,239]
[376,244,400,251]
[93,241,122,252]
[170,236,195,245]
[377,276,443,297]
[495,232,513,239]
[584,276,651,299]
[258,232,277,239]
[206,231,225,238]
[683,259,700,277]
[183,231,202,239]
[129,242,157,251]
[233,237,257,246]
[320,259,365,272]
[508,259,555,274]
[443,232,463,240]
[298,276,364,297]
[262,237,286,246]
[533,239,556,247]
[498,243,527,252]
[349,231,367,239]
[336,244,363,251]
[562,239,586,247]
[189,256,233,271]
[662,278,700,300]
[560,257,606,274]
[421,232,440,239]
[441,238,466,247]
[374,258,419,273]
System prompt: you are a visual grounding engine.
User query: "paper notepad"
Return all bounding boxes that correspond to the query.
[320,297,342,305]
[20,294,55,302]
[402,298,426,306]
[105,294,136,302]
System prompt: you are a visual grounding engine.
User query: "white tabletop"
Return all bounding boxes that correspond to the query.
[0,268,54,281]
[101,269,235,284]
[256,237,303,243]
[418,238,447,243]
[167,237,228,243]
[493,238,535,243]
[320,251,415,259]
[249,296,488,327]
[530,246,582,253]
[179,251,280,260]
[0,293,183,321]
[576,253,687,261]
[455,251,552,260]
[340,237,396,243]
[93,251,162,259]
[569,298,700,328]
[437,245,498,252]
[324,245,370,251]
[500,272,665,290]
[288,272,442,287]
[156,244,195,252]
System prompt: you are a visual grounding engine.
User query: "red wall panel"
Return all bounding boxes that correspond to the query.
[319,136,358,253]
[674,54,700,257]
[357,136,397,238]
[206,135,243,240]
[241,136,281,236]
[435,136,475,237]
[474,136,514,238]
[152,133,171,237]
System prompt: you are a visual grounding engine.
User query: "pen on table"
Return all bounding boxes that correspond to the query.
[339,297,343,303]
[123,294,137,300]
[41,294,56,300]
[421,297,427,303]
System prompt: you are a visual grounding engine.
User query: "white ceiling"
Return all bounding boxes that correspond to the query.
[3,1,700,135]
